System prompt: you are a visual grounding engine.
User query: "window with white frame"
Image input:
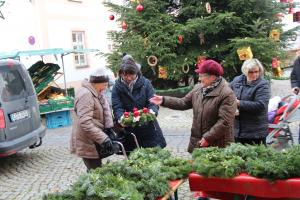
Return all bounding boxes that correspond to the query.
[72,31,87,67]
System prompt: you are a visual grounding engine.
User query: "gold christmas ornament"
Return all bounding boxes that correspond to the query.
[205,2,211,14]
[273,67,282,77]
[143,37,148,47]
[147,55,158,67]
[182,63,190,74]
[269,29,280,41]
[237,46,253,60]
[199,33,205,45]
[158,66,168,79]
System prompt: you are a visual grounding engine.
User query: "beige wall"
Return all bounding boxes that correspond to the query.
[1,0,119,85]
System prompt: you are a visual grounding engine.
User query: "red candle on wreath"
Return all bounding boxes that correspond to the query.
[124,112,129,118]
[136,4,144,12]
[133,110,140,117]
[142,107,149,114]
[109,14,115,20]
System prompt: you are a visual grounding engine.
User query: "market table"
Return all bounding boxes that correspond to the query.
[189,172,300,200]
[157,179,185,200]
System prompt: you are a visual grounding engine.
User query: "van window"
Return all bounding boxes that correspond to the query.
[0,68,27,102]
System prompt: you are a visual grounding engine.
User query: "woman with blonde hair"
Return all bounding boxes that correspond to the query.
[230,58,270,145]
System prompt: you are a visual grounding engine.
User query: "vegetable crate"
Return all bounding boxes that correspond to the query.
[39,103,54,113]
[28,61,60,93]
[46,110,72,129]
[48,97,74,110]
[35,76,54,94]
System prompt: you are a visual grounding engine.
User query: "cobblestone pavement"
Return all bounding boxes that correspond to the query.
[0,79,299,200]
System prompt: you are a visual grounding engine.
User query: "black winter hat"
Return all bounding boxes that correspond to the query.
[89,75,109,83]
[119,54,140,75]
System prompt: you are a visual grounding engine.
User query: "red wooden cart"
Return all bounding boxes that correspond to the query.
[189,172,300,200]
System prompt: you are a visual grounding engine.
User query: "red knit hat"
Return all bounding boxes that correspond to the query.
[195,59,224,76]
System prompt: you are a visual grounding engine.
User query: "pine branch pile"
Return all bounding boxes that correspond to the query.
[192,143,300,181]
[43,147,192,200]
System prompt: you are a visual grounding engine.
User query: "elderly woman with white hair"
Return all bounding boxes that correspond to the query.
[70,67,119,171]
[230,58,270,145]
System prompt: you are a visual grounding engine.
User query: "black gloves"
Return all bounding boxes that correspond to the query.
[95,137,120,159]
[104,128,117,140]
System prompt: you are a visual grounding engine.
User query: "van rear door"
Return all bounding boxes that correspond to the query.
[0,64,33,141]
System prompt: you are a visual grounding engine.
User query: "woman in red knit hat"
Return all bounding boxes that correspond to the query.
[150,59,236,151]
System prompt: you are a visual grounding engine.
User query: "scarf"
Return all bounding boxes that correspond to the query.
[98,93,114,129]
[121,76,138,93]
[201,77,222,97]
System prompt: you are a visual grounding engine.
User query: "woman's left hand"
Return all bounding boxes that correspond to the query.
[236,99,240,107]
[198,138,209,147]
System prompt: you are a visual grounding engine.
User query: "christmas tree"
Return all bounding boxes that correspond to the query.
[103,0,298,89]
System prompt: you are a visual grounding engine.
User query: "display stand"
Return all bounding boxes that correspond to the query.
[37,72,63,96]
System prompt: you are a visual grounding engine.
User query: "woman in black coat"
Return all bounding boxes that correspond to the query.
[111,55,166,151]
[230,58,270,145]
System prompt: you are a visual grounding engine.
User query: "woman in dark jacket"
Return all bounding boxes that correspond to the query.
[111,55,166,151]
[230,58,270,145]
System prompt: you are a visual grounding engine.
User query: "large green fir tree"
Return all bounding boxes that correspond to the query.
[104,0,297,89]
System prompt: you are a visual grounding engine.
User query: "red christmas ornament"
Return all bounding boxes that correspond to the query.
[109,14,115,20]
[133,107,138,112]
[178,35,184,44]
[136,4,144,12]
[272,58,278,69]
[121,21,127,31]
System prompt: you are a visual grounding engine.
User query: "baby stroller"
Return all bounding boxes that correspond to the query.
[266,95,300,147]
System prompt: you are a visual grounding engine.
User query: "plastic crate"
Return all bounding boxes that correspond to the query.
[28,61,45,76]
[35,76,54,93]
[66,87,75,98]
[39,103,54,114]
[29,62,60,77]
[46,110,72,129]
[48,97,74,110]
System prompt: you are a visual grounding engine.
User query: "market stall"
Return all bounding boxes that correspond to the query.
[0,48,99,128]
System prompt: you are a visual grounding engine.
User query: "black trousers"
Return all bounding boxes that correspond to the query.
[235,137,266,145]
[82,158,102,171]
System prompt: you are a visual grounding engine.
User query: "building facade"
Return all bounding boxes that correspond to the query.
[0,0,118,88]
